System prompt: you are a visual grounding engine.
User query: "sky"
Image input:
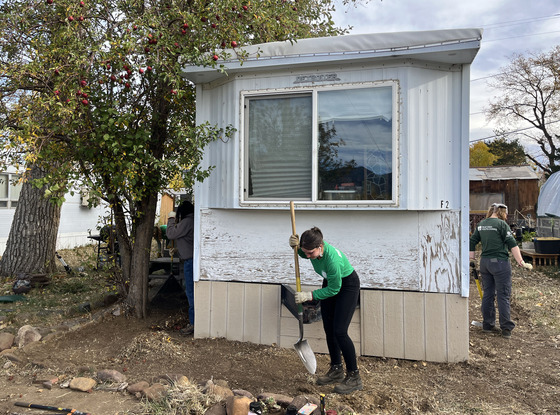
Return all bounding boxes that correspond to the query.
[332,0,560,145]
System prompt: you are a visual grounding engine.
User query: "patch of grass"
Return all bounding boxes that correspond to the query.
[0,245,119,330]
[140,382,220,415]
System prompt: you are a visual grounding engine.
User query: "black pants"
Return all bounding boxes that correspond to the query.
[321,270,360,372]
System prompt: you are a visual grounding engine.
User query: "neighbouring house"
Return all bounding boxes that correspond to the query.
[0,168,110,256]
[469,165,539,233]
[183,29,482,363]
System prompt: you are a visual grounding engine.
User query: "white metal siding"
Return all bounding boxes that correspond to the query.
[404,66,463,210]
[198,208,460,294]
[195,60,466,212]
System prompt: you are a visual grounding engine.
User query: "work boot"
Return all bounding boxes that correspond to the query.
[333,370,363,394]
[316,364,344,385]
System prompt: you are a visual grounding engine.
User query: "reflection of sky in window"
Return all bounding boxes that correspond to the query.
[318,87,392,122]
[318,87,393,174]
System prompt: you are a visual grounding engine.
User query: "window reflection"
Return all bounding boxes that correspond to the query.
[317,87,393,201]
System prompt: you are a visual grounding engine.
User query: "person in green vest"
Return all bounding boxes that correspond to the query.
[469,203,527,339]
[289,227,361,394]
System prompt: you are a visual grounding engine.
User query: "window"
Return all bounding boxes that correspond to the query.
[243,83,397,205]
[0,173,22,208]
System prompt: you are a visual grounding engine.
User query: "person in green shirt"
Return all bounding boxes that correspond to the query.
[289,227,361,394]
[469,203,527,339]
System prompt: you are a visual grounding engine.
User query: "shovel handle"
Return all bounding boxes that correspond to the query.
[290,201,302,293]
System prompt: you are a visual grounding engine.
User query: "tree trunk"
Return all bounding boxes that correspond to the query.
[0,164,62,277]
[121,192,158,318]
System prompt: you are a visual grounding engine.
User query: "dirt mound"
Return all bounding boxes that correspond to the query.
[1,257,559,414]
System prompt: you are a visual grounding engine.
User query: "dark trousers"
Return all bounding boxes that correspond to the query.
[321,271,360,372]
[480,257,515,331]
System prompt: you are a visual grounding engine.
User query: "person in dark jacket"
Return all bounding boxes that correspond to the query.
[167,201,195,334]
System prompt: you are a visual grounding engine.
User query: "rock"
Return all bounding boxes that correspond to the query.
[155,373,189,386]
[143,383,167,401]
[0,332,15,350]
[214,379,229,388]
[69,377,97,392]
[204,401,227,415]
[97,369,127,383]
[0,351,20,363]
[258,392,295,407]
[127,381,150,394]
[290,395,321,413]
[233,389,254,399]
[208,384,233,400]
[175,375,190,387]
[15,325,41,348]
[225,395,252,415]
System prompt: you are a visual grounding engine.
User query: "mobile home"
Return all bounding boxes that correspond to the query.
[183,29,482,362]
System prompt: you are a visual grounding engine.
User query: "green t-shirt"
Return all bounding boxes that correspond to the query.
[469,217,517,260]
[298,241,354,300]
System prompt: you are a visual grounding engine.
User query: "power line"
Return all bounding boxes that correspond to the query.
[482,13,560,29]
[469,119,560,143]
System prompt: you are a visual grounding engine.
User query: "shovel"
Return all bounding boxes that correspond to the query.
[469,261,484,329]
[290,201,317,374]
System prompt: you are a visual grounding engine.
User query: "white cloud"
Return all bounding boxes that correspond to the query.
[332,0,560,143]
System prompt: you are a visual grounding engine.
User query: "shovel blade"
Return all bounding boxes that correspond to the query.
[294,339,317,374]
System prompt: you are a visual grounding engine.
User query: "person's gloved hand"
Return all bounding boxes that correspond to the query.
[295,291,313,303]
[168,211,176,219]
[522,262,533,270]
[289,234,299,248]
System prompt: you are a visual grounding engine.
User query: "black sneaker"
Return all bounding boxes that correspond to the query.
[316,364,345,385]
[502,329,512,339]
[483,326,500,334]
[333,370,363,394]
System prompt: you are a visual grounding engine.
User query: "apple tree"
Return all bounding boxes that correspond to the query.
[486,46,560,177]
[0,0,352,317]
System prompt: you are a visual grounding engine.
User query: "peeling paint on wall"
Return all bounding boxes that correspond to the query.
[199,209,461,294]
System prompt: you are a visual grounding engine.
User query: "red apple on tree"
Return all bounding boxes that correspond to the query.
[78,16,84,21]
[212,54,219,61]
[81,99,88,105]
[79,0,85,6]
[46,0,53,4]
[231,41,238,48]
[68,16,74,22]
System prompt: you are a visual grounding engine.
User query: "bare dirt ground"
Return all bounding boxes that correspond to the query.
[1,252,559,415]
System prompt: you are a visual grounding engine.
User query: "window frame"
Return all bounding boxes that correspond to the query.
[0,172,23,209]
[240,81,399,208]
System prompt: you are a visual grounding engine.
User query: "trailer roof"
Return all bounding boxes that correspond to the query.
[182,28,483,83]
[469,166,539,181]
